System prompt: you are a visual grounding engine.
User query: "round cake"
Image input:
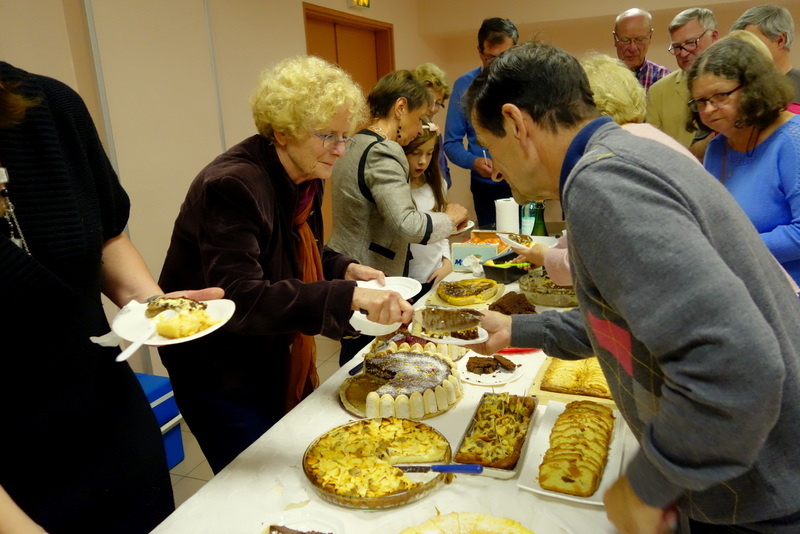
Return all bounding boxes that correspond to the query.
[340,342,463,420]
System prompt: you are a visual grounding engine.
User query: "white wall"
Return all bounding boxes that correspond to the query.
[2,0,798,373]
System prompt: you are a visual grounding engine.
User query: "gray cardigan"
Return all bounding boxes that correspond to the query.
[327,130,453,276]
[513,120,800,527]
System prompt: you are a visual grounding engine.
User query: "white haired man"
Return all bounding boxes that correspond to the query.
[613,8,671,91]
[732,4,800,101]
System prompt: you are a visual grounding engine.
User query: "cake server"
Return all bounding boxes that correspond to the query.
[395,464,483,474]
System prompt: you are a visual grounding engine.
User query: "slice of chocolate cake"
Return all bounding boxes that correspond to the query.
[493,354,518,371]
[466,356,499,374]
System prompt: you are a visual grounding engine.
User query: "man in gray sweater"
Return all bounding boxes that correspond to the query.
[465,41,800,533]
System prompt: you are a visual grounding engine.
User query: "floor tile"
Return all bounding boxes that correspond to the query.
[186,460,214,482]
[316,358,340,384]
[172,476,207,508]
[169,424,207,477]
[314,335,341,361]
[169,473,183,487]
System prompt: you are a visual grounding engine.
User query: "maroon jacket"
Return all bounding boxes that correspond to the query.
[158,134,356,409]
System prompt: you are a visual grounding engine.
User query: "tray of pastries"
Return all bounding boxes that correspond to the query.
[302,417,452,510]
[517,400,623,505]
[529,356,616,408]
[453,392,538,479]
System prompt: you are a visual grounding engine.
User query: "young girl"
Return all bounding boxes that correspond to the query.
[404,127,452,295]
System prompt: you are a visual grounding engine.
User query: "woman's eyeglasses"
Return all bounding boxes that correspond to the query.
[688,85,742,112]
[310,132,355,150]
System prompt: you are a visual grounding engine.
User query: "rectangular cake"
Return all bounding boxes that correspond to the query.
[537,400,615,498]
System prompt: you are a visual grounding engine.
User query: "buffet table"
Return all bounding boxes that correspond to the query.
[151,272,636,534]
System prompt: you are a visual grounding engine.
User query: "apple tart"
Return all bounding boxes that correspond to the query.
[303,417,450,506]
[436,278,499,306]
[540,357,611,400]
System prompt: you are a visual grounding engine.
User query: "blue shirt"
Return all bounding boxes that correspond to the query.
[703,114,800,284]
[444,67,493,184]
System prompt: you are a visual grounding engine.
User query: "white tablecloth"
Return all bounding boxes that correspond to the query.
[152,275,633,534]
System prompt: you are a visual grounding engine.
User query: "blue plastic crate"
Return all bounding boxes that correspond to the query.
[135,373,185,469]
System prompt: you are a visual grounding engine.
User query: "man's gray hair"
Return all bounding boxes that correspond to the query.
[669,7,717,34]
[731,4,794,49]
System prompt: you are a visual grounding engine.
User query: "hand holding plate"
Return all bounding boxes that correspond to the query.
[471,310,513,355]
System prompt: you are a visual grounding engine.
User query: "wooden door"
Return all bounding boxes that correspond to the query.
[303,3,395,242]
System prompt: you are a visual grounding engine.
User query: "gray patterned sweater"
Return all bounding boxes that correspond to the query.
[513,119,800,527]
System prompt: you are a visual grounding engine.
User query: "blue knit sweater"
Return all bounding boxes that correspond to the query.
[703,115,800,284]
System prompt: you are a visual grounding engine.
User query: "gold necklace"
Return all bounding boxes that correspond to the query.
[368,125,387,139]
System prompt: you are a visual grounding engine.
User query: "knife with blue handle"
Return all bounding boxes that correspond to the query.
[395,464,483,474]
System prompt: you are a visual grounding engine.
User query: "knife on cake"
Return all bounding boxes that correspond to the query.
[395,464,483,474]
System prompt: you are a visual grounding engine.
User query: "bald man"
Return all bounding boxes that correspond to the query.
[614,8,671,91]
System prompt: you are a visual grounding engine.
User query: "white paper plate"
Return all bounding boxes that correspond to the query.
[356,276,422,301]
[498,233,533,249]
[451,220,475,236]
[414,326,489,346]
[457,353,526,386]
[517,401,625,505]
[348,312,401,337]
[111,299,235,346]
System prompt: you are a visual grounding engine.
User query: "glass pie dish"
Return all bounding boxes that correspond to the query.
[302,418,452,510]
[518,270,578,308]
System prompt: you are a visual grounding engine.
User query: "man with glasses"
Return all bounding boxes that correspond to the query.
[444,17,517,228]
[732,4,800,102]
[466,40,800,534]
[646,8,718,159]
[613,8,671,91]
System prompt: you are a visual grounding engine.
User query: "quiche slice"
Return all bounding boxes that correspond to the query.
[436,278,499,306]
[506,233,534,247]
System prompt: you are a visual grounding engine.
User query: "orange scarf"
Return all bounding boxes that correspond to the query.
[285,181,324,412]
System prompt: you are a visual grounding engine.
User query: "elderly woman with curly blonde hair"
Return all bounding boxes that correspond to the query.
[158,56,414,473]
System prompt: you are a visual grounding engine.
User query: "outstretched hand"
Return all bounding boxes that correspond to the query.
[511,242,549,269]
[470,310,513,355]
